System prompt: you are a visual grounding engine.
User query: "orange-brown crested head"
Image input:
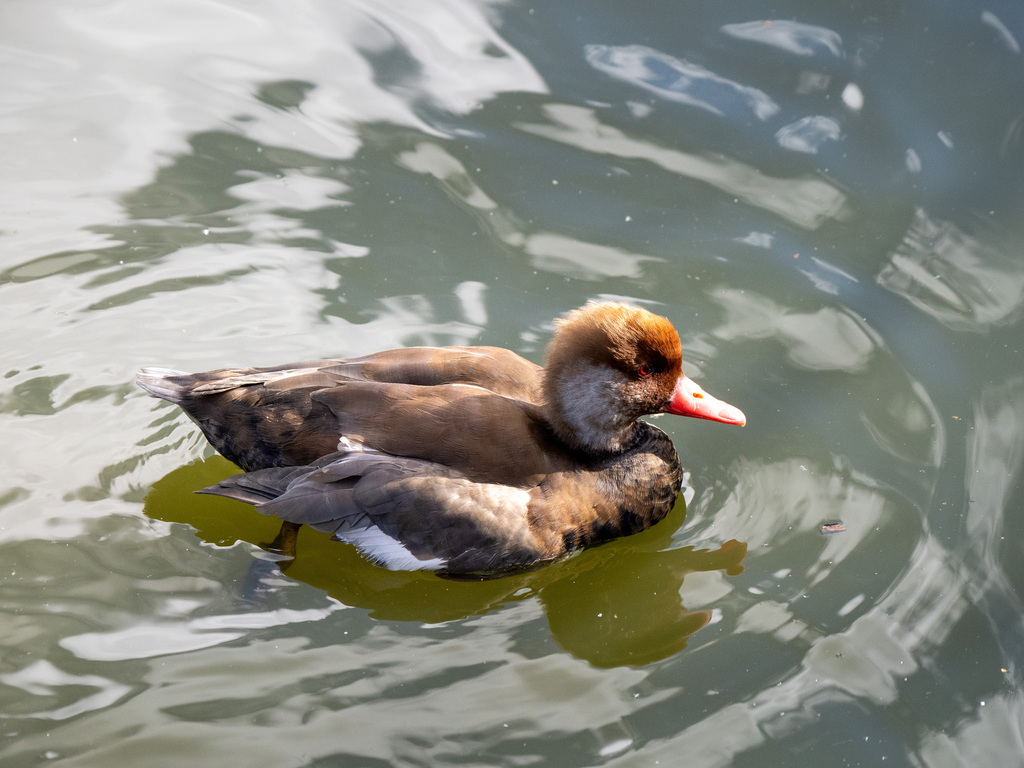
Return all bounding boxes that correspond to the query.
[542,302,685,452]
[542,302,745,453]
[551,302,682,374]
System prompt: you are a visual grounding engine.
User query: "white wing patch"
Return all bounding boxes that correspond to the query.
[339,527,446,571]
[337,435,373,454]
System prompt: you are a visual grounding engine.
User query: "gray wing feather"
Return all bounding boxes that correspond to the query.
[200,447,538,572]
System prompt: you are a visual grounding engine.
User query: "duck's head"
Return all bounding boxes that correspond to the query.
[542,302,745,453]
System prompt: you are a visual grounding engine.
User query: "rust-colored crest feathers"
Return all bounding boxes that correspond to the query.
[546,301,682,376]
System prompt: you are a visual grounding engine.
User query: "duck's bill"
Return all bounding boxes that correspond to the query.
[666,375,746,426]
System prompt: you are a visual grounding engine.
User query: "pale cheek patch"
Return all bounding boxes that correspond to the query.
[558,362,631,450]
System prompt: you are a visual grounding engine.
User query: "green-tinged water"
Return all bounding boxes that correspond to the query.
[2,1,1023,765]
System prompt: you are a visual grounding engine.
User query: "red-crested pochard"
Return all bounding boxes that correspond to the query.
[137,302,745,576]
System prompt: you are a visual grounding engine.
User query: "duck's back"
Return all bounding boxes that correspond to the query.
[137,346,543,472]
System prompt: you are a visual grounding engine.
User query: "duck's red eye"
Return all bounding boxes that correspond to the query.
[638,364,653,377]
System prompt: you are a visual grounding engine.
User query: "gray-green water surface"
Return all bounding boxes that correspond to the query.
[2,1,1023,765]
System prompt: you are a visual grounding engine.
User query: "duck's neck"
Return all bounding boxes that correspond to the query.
[542,361,639,455]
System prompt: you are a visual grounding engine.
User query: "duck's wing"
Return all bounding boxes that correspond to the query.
[309,381,561,482]
[138,347,541,402]
[200,447,551,575]
[136,347,543,472]
[321,346,542,401]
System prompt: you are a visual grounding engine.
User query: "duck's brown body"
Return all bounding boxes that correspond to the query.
[145,346,543,474]
[138,303,744,575]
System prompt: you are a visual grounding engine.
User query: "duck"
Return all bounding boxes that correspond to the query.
[137,302,745,576]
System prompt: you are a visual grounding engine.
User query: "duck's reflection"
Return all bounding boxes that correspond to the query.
[144,456,747,668]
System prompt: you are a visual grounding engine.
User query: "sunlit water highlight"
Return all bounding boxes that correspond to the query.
[2,1,1023,766]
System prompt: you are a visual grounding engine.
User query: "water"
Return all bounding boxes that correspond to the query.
[2,1,1023,765]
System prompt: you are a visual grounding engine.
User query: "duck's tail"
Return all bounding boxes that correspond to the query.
[135,367,190,403]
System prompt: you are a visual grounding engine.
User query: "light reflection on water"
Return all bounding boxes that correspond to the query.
[1,0,1023,765]
[517,103,848,229]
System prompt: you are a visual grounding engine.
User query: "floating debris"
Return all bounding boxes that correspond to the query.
[821,521,846,535]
